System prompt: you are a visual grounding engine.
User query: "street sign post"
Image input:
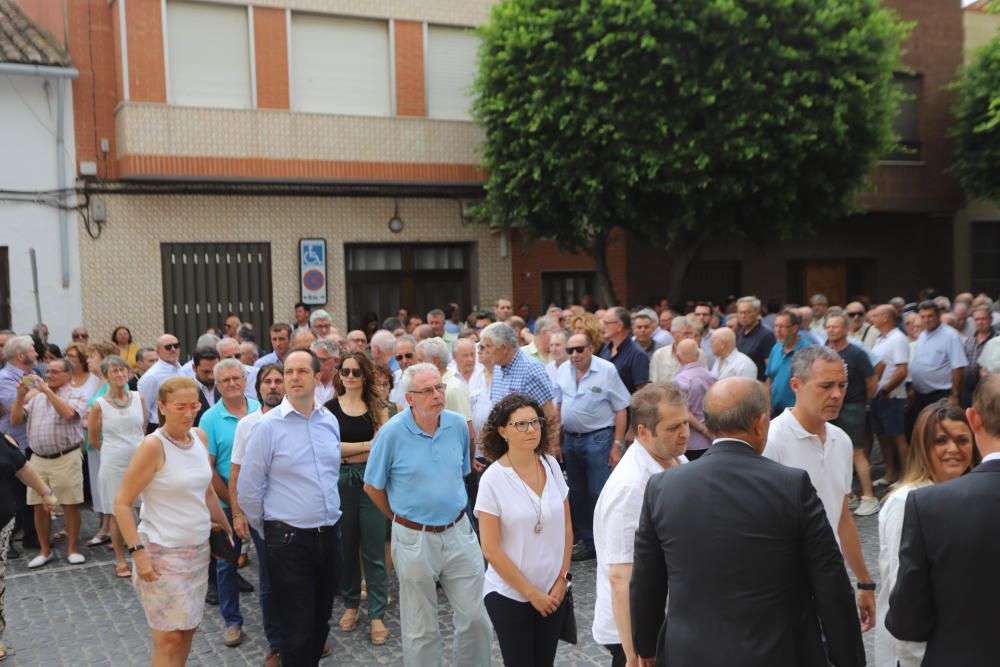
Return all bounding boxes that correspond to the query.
[299,239,327,305]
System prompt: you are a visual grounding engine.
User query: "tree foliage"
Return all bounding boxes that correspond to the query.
[951,33,1000,203]
[473,0,907,304]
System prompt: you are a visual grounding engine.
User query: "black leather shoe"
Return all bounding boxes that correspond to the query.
[571,543,596,562]
[205,584,219,605]
[238,573,255,593]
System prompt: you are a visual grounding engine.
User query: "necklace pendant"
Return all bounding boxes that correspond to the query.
[534,521,543,534]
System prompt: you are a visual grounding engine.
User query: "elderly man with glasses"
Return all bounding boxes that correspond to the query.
[388,335,418,409]
[136,334,183,432]
[364,363,492,667]
[555,332,629,562]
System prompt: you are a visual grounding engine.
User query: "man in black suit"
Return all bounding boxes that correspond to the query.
[886,373,1000,666]
[630,377,864,667]
[191,347,221,426]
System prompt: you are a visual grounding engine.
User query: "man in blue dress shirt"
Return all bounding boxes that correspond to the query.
[239,348,342,666]
[364,363,492,667]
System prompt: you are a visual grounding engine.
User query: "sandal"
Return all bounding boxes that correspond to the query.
[339,608,359,632]
[52,530,67,541]
[370,619,388,645]
[115,564,132,578]
[86,534,111,547]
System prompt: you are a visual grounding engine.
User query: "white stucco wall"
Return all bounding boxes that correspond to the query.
[0,70,81,348]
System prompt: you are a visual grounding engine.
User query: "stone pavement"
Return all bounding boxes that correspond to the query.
[2,482,884,665]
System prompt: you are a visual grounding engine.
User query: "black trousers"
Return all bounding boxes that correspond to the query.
[264,522,342,667]
[909,389,950,438]
[485,591,567,667]
[605,643,627,667]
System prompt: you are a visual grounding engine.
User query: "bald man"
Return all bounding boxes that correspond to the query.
[137,333,183,430]
[709,328,758,380]
[673,339,717,460]
[291,327,317,349]
[631,377,864,667]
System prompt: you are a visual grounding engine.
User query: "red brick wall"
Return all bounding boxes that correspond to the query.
[394,20,425,116]
[16,0,66,44]
[124,0,166,103]
[253,7,289,110]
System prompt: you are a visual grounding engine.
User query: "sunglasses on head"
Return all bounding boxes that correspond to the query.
[395,352,414,361]
[566,346,587,355]
[162,343,180,351]
[339,367,363,378]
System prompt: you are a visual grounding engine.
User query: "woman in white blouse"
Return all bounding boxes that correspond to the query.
[876,400,976,667]
[475,393,572,667]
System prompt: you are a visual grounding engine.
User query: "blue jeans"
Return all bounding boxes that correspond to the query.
[217,507,243,628]
[250,526,282,651]
[563,427,614,548]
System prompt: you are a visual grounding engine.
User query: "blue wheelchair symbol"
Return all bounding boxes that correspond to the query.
[302,243,323,266]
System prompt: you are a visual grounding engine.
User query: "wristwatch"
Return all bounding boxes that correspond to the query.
[128,544,146,555]
[857,582,876,591]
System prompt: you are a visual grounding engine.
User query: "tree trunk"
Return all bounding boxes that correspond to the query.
[591,234,619,307]
[664,235,709,305]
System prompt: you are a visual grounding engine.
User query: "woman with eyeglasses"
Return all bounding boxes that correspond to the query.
[476,393,573,667]
[111,326,140,370]
[114,376,231,666]
[324,351,391,646]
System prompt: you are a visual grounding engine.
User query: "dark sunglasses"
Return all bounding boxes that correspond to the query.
[72,333,89,340]
[162,343,180,351]
[339,367,363,378]
[846,312,865,318]
[566,346,587,355]
[395,352,414,361]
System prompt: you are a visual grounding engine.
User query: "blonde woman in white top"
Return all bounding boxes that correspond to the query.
[475,393,572,667]
[875,400,975,667]
[114,376,231,667]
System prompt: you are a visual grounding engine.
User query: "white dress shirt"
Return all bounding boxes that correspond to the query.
[711,349,758,380]
[137,359,181,424]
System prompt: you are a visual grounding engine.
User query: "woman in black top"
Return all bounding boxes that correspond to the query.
[0,433,59,660]
[324,352,390,645]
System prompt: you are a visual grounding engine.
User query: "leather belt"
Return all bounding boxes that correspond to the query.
[32,444,81,460]
[393,511,464,533]
[563,425,614,438]
[263,520,338,535]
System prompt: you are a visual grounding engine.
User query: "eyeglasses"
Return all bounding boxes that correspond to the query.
[217,376,244,384]
[395,352,414,361]
[72,333,89,340]
[348,338,368,345]
[46,368,68,374]
[409,383,446,396]
[566,346,587,355]
[340,367,363,378]
[601,320,620,326]
[846,312,865,318]
[162,343,180,351]
[508,418,542,432]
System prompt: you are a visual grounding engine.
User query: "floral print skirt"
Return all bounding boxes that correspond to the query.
[132,540,210,631]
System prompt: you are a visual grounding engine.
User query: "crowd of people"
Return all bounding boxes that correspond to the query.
[0,287,997,666]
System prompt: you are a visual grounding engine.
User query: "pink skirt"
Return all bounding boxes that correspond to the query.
[132,540,210,631]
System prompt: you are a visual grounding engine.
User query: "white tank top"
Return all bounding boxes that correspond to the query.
[97,393,145,452]
[137,429,212,547]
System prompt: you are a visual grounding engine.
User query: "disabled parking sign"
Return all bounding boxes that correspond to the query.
[299,239,327,305]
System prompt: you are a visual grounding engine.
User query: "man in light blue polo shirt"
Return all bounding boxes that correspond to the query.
[364,363,492,667]
[201,358,260,648]
[765,309,812,416]
[555,333,629,562]
[910,300,967,424]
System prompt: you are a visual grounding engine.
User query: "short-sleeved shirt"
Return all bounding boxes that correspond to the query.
[712,350,758,380]
[832,342,875,405]
[737,322,777,381]
[763,409,852,544]
[978,336,1000,374]
[0,365,29,449]
[592,442,688,645]
[872,328,910,399]
[364,408,471,526]
[490,349,555,406]
[230,408,265,466]
[765,337,812,412]
[474,454,568,603]
[202,397,260,497]
[24,385,87,455]
[442,370,473,421]
[598,336,649,394]
[554,356,630,434]
[673,363,716,451]
[910,324,968,394]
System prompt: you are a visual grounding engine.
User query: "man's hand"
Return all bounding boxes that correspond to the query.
[233,514,250,541]
[609,444,623,469]
[550,443,563,463]
[41,491,59,512]
[638,657,656,667]
[472,458,487,474]
[857,589,876,632]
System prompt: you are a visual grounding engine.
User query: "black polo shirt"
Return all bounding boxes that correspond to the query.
[598,336,649,393]
[737,322,777,381]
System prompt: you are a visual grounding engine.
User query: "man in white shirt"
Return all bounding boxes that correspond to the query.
[136,333,182,430]
[869,305,910,485]
[592,384,689,666]
[709,327,757,380]
[649,316,706,384]
[310,339,340,405]
[909,300,967,419]
[763,345,876,633]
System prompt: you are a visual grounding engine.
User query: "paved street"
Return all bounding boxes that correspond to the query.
[2,475,884,666]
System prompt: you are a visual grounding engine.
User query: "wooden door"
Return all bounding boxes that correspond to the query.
[803,261,847,307]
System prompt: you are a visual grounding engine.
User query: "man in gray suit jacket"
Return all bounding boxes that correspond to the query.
[630,377,864,667]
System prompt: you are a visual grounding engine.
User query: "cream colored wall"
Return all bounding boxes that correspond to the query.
[179,0,494,26]
[965,11,1000,58]
[114,103,483,163]
[78,195,511,346]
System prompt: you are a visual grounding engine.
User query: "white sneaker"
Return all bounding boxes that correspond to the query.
[873,477,894,488]
[847,494,860,510]
[28,553,54,569]
[66,552,86,565]
[854,496,880,516]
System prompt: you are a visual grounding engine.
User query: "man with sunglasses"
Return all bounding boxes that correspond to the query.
[364,363,492,667]
[389,335,418,409]
[555,333,629,562]
[217,337,259,403]
[137,334,183,432]
[845,302,879,349]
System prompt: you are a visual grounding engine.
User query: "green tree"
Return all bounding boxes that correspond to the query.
[474,0,907,305]
[951,33,1000,203]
